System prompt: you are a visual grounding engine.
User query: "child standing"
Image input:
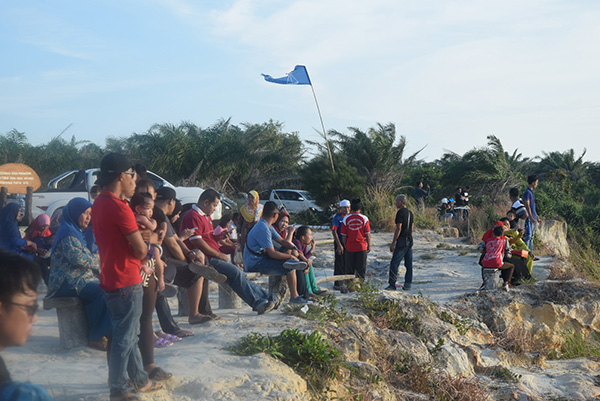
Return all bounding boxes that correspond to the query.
[341,199,371,282]
[293,226,327,300]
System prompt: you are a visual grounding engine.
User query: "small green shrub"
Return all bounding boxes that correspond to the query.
[557,329,600,359]
[226,329,341,390]
[489,366,521,383]
[355,280,423,337]
[282,293,348,325]
[420,253,437,260]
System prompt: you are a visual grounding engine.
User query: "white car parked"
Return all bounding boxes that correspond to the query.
[258,189,322,214]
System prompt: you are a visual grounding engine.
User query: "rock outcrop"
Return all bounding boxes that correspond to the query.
[536,219,570,257]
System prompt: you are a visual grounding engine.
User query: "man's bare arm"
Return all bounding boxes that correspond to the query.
[125,230,148,260]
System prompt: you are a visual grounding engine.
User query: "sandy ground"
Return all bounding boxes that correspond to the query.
[3,229,556,401]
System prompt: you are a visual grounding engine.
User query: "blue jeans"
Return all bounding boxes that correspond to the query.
[388,243,413,288]
[55,281,112,341]
[246,256,290,276]
[103,284,148,397]
[524,220,536,251]
[210,258,270,311]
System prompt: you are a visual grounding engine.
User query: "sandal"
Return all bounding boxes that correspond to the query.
[149,366,173,381]
[164,334,182,342]
[154,338,173,348]
[174,329,194,338]
[136,379,163,393]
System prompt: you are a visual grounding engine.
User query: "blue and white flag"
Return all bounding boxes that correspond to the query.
[261,65,311,85]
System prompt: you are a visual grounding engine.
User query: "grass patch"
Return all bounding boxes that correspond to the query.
[414,208,439,230]
[420,253,437,260]
[553,329,600,359]
[226,329,341,390]
[489,366,522,383]
[282,293,348,325]
[439,310,474,336]
[355,281,424,338]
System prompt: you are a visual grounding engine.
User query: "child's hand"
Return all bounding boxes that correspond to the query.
[307,259,312,268]
[141,263,153,275]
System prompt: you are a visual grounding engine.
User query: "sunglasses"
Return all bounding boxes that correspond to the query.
[122,171,135,178]
[8,301,39,317]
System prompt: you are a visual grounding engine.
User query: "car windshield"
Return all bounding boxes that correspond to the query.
[299,191,313,200]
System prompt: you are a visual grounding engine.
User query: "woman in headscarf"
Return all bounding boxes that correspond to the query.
[273,210,295,240]
[238,190,263,255]
[47,198,111,351]
[0,203,36,258]
[24,214,53,284]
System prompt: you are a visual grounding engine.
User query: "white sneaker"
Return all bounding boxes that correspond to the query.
[283,260,308,270]
[503,283,510,292]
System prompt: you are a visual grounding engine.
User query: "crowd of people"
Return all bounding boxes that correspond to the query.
[0,152,544,400]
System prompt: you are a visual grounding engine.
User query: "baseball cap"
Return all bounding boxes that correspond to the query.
[340,199,350,207]
[155,186,177,202]
[95,153,134,187]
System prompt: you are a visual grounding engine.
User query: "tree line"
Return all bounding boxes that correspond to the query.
[2,120,600,245]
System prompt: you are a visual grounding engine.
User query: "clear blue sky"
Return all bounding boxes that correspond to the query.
[1,0,599,162]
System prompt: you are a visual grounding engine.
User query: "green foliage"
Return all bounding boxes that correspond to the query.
[226,329,341,390]
[489,366,522,383]
[361,185,396,230]
[414,208,439,229]
[355,281,423,337]
[300,152,365,206]
[330,123,422,192]
[554,329,600,359]
[439,311,474,336]
[282,293,348,325]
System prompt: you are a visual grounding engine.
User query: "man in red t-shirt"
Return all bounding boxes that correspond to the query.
[180,189,281,316]
[93,153,160,400]
[341,199,371,280]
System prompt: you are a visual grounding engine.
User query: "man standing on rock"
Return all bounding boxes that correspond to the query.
[523,175,542,252]
[386,194,414,291]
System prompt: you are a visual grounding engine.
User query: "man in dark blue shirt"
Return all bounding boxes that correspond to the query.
[523,175,541,251]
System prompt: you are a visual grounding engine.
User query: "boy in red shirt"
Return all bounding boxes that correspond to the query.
[480,225,514,291]
[341,199,371,280]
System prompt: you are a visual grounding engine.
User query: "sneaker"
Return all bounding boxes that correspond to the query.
[189,262,228,284]
[159,283,178,298]
[384,285,396,291]
[289,296,310,305]
[503,283,510,292]
[340,284,349,294]
[283,260,308,270]
[314,289,328,296]
[256,299,275,315]
[402,285,411,291]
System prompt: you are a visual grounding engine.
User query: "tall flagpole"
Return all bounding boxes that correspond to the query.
[309,84,335,172]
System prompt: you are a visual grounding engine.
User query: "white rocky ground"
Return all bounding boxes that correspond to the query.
[4,228,599,401]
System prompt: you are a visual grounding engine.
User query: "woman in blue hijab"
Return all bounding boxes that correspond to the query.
[0,203,37,257]
[47,198,112,351]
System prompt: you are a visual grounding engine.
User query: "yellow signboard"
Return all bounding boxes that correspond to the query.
[0,163,41,193]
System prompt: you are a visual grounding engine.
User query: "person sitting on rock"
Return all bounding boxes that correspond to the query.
[244,201,309,305]
[479,225,514,291]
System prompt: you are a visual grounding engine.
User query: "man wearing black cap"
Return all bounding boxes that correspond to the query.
[93,153,162,400]
[155,186,215,326]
